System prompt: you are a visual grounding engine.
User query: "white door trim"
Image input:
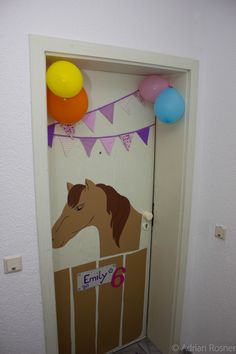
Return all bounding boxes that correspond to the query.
[29,34,198,354]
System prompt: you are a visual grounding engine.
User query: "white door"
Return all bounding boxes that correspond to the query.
[48,67,155,354]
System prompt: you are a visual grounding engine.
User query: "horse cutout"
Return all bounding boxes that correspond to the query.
[52,179,142,257]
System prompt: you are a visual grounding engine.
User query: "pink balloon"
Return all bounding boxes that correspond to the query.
[139,75,169,103]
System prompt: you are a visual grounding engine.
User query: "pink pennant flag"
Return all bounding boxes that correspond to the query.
[80,137,97,157]
[119,96,131,115]
[61,124,75,139]
[99,103,115,123]
[59,137,74,157]
[134,91,145,104]
[100,137,116,155]
[119,133,133,151]
[82,111,96,132]
[136,126,150,145]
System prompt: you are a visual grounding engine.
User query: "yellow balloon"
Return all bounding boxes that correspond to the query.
[46,61,83,98]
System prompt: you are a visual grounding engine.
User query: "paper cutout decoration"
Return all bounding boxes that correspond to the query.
[82,111,96,132]
[100,137,116,155]
[119,134,133,151]
[55,251,147,354]
[122,249,147,344]
[60,137,74,157]
[49,89,139,131]
[119,96,131,115]
[61,124,75,138]
[54,269,71,354]
[77,264,117,291]
[48,123,56,147]
[48,123,155,156]
[52,179,142,257]
[134,90,145,103]
[99,103,115,123]
[72,262,97,354]
[98,256,123,354]
[80,137,97,157]
[136,126,150,145]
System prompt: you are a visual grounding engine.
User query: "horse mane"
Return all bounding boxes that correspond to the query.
[67,182,131,247]
[97,184,130,247]
[67,184,85,207]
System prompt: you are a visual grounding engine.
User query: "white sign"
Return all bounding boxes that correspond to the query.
[77,264,116,291]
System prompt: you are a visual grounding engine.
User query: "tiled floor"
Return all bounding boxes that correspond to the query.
[115,338,161,354]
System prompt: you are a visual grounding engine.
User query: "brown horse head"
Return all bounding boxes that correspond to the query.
[52,179,130,249]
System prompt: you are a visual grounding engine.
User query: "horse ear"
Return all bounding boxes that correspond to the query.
[85,179,96,191]
[67,183,74,192]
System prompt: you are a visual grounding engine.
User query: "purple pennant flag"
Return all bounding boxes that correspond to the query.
[82,111,96,132]
[136,126,150,145]
[48,123,56,147]
[100,137,116,155]
[80,137,97,157]
[99,103,115,123]
[119,133,133,151]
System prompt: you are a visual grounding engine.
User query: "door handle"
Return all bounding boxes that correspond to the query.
[142,211,153,221]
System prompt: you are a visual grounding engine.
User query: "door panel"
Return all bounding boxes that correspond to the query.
[97,256,123,354]
[72,262,97,354]
[48,69,155,353]
[122,249,147,345]
[54,269,71,354]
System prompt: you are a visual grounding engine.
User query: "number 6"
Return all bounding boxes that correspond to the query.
[111,267,126,288]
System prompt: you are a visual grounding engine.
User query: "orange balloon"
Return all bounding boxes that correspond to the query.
[47,87,88,124]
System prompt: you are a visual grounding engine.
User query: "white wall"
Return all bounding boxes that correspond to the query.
[0,1,235,353]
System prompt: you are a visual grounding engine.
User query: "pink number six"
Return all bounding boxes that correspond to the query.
[111,267,126,288]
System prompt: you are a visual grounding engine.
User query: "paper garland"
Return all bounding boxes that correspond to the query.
[48,89,153,157]
[49,90,140,134]
[48,123,155,157]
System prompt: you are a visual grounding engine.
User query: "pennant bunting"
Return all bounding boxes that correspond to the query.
[134,90,145,104]
[48,90,139,132]
[49,122,155,156]
[99,103,115,123]
[119,96,131,115]
[136,126,150,145]
[48,123,56,147]
[82,111,96,132]
[100,137,116,155]
[61,124,75,139]
[119,133,133,151]
[59,137,74,157]
[80,137,97,157]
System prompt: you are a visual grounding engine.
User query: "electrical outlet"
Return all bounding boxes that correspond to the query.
[215,225,226,240]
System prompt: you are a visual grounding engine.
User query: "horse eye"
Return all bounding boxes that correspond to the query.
[75,205,83,211]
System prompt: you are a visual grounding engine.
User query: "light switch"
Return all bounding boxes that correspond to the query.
[3,255,22,273]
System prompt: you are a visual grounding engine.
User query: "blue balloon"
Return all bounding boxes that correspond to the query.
[154,87,185,124]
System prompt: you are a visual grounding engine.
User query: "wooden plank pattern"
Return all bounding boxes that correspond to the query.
[72,262,96,354]
[122,248,147,345]
[97,256,123,354]
[54,268,71,354]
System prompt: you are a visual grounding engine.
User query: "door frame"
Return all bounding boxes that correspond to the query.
[29,34,198,354]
